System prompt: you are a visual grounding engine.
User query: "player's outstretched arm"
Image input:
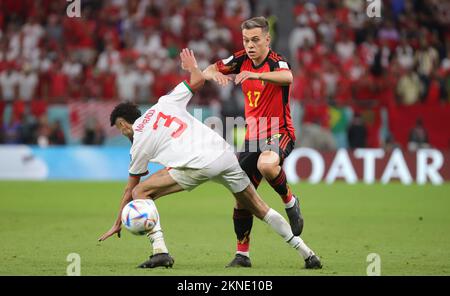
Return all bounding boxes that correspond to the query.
[203,64,232,87]
[98,176,140,241]
[235,70,293,86]
[180,48,205,92]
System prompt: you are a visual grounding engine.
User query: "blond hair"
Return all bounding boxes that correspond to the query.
[241,16,269,34]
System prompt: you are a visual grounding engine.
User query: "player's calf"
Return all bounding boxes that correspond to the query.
[234,186,320,269]
[232,208,253,258]
[257,152,292,205]
[264,209,321,269]
[262,164,305,236]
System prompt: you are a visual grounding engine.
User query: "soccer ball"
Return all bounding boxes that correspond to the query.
[121,199,159,235]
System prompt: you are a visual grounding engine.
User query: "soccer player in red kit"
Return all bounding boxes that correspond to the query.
[203,16,304,267]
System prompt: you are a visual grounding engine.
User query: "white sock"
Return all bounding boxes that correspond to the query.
[263,208,296,241]
[236,251,249,258]
[147,230,168,254]
[285,197,296,209]
[288,236,315,259]
[263,208,314,259]
[146,203,168,254]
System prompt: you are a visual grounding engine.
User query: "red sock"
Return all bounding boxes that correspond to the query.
[237,236,250,253]
[233,209,252,254]
[282,186,293,204]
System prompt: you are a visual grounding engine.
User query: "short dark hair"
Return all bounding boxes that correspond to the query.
[241,16,269,33]
[110,102,142,126]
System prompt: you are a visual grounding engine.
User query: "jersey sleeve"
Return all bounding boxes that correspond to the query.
[158,81,194,108]
[128,146,149,178]
[215,50,246,75]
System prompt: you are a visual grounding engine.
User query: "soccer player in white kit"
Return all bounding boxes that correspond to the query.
[98,49,322,270]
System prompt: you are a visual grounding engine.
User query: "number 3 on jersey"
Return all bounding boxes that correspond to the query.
[153,112,187,138]
[247,91,261,108]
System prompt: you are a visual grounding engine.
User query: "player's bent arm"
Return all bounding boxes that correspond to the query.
[202,64,232,86]
[202,64,219,81]
[258,70,293,86]
[98,176,140,241]
[114,176,141,225]
[180,48,206,91]
[188,66,205,92]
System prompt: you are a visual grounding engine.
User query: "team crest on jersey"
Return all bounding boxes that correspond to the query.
[266,133,282,145]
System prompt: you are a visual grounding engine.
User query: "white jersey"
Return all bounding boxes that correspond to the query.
[129,81,232,176]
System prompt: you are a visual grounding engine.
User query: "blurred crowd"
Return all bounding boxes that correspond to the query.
[289,0,449,151]
[0,0,449,149]
[291,0,449,107]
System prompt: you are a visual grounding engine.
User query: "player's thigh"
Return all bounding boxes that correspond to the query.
[134,168,183,198]
[257,133,294,170]
[214,152,252,195]
[167,167,210,192]
[238,150,263,187]
[151,184,184,200]
[223,154,269,218]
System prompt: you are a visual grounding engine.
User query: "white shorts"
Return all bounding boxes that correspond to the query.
[167,151,251,193]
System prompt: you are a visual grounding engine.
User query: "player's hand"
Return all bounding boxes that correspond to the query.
[212,72,232,87]
[98,223,121,242]
[180,48,198,71]
[235,71,260,84]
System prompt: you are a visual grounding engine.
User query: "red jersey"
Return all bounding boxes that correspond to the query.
[216,49,296,141]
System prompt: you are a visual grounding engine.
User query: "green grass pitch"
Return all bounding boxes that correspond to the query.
[1,181,449,275]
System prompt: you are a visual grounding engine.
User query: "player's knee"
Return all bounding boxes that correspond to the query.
[257,151,279,177]
[131,187,143,200]
[132,185,149,199]
[133,184,158,200]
